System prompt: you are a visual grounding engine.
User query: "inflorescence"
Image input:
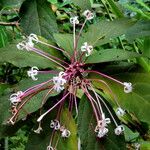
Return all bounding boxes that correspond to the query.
[8,9,133,149]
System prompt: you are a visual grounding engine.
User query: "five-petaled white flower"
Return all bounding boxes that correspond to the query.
[83,10,94,20]
[60,128,71,138]
[27,66,39,81]
[16,33,38,51]
[10,91,24,104]
[50,120,61,130]
[116,107,125,117]
[70,16,79,24]
[95,113,111,138]
[81,42,93,56]
[123,82,132,93]
[53,72,67,92]
[114,125,125,135]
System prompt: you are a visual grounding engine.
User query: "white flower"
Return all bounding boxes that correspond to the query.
[47,145,54,150]
[123,82,132,93]
[114,125,125,135]
[81,42,93,56]
[28,33,39,43]
[53,72,67,92]
[116,107,125,117]
[10,91,23,104]
[27,66,39,81]
[70,16,79,24]
[97,127,109,138]
[134,143,140,150]
[95,114,110,138]
[61,129,71,138]
[34,126,43,134]
[50,120,60,130]
[16,40,33,51]
[83,10,94,20]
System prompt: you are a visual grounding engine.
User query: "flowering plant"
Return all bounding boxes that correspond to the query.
[0,0,150,150]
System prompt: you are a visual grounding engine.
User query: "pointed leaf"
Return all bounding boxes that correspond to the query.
[83,19,135,46]
[71,0,91,10]
[20,0,58,40]
[0,44,59,69]
[86,49,140,64]
[98,73,150,125]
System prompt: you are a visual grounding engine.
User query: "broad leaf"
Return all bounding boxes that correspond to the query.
[106,0,124,18]
[25,109,78,150]
[86,49,140,64]
[126,20,150,42]
[0,0,25,7]
[53,33,84,56]
[143,37,150,58]
[82,19,135,46]
[94,73,150,125]
[78,95,126,150]
[20,0,58,40]
[0,26,8,48]
[71,0,91,10]
[0,44,60,69]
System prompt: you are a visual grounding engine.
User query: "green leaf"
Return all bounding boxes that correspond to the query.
[0,26,8,48]
[126,20,150,42]
[0,0,25,7]
[25,109,78,150]
[0,44,60,69]
[86,49,140,64]
[47,0,57,4]
[105,0,124,18]
[104,73,150,125]
[53,33,83,56]
[78,95,126,150]
[71,0,91,10]
[143,37,150,58]
[20,0,58,40]
[83,19,135,46]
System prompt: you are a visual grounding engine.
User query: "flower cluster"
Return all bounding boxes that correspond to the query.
[7,9,133,149]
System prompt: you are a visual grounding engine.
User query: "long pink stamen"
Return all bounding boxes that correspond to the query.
[37,40,71,58]
[84,70,124,85]
[23,79,53,97]
[28,46,68,68]
[81,84,99,122]
[38,70,59,74]
[37,92,69,122]
[88,78,120,107]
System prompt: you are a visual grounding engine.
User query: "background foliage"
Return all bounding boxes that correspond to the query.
[0,0,150,149]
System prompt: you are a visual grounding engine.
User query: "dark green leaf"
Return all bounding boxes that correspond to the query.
[106,0,124,18]
[53,33,83,56]
[20,0,58,40]
[0,44,60,69]
[103,73,150,125]
[0,26,8,48]
[83,19,135,46]
[126,20,150,42]
[0,0,25,8]
[86,49,140,64]
[71,0,91,10]
[78,95,126,150]
[143,37,150,58]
